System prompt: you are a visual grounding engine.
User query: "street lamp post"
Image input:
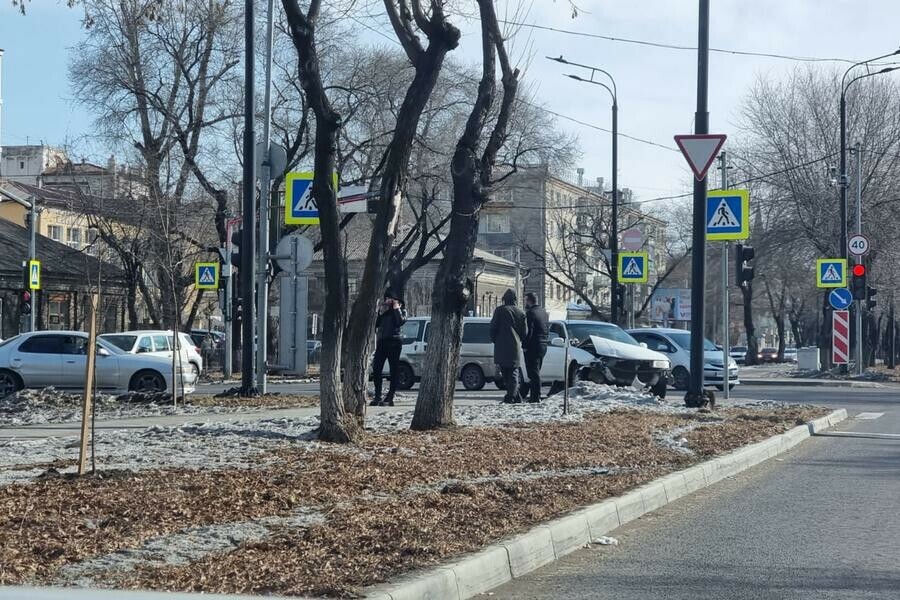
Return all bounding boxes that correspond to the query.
[547,56,619,323]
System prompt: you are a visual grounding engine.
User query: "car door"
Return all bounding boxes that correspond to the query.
[541,322,568,380]
[402,320,428,375]
[460,321,493,376]
[8,334,65,387]
[59,335,90,388]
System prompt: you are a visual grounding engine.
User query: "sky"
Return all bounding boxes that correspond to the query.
[1,0,899,203]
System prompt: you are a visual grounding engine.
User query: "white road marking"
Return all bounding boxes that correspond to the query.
[819,431,900,440]
[854,412,885,420]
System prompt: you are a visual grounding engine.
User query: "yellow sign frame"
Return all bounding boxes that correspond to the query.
[195,262,220,290]
[816,258,847,288]
[28,259,41,291]
[706,189,750,241]
[284,172,339,226]
[618,251,649,284]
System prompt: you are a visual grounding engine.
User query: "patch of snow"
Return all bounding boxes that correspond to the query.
[592,536,619,546]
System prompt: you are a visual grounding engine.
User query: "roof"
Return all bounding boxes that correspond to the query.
[0,218,125,288]
[42,161,108,176]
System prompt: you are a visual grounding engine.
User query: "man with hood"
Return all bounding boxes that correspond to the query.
[490,288,527,404]
[371,290,407,406]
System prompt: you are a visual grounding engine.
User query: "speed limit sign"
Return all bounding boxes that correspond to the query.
[848,234,870,257]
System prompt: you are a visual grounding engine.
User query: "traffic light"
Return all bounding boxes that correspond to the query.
[866,286,878,310]
[229,229,242,267]
[851,264,867,300]
[613,284,625,313]
[735,244,755,286]
[20,291,32,315]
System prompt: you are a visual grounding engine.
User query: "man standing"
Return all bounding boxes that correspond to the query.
[371,291,407,407]
[491,288,527,404]
[522,292,549,403]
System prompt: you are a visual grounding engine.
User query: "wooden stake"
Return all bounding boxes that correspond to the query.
[77,294,99,476]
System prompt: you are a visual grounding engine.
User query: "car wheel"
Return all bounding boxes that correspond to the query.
[672,366,690,391]
[129,370,167,394]
[460,364,486,391]
[396,363,415,390]
[190,362,201,377]
[0,369,23,398]
[651,377,667,398]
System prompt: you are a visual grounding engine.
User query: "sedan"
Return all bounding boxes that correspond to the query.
[758,347,779,362]
[0,331,196,398]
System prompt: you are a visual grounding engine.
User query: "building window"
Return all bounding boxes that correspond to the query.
[20,161,25,170]
[479,212,510,234]
[85,228,99,255]
[66,227,82,249]
[47,225,62,241]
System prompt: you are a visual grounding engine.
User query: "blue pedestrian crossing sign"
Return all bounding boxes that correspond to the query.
[618,252,649,284]
[285,172,340,226]
[706,189,749,241]
[828,288,853,310]
[195,262,219,290]
[816,258,846,288]
[28,259,41,291]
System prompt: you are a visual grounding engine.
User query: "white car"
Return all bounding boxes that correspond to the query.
[628,327,739,391]
[0,331,196,397]
[100,330,203,377]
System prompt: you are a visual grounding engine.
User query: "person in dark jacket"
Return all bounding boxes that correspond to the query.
[521,292,549,403]
[490,288,527,404]
[371,291,407,407]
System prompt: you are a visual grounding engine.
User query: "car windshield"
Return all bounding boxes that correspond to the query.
[101,334,138,351]
[668,332,718,351]
[731,346,747,352]
[567,323,639,346]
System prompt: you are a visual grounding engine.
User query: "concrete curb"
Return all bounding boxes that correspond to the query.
[741,378,885,388]
[365,409,848,600]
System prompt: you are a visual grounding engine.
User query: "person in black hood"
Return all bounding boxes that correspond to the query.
[371,290,407,407]
[521,292,549,403]
[491,288,527,404]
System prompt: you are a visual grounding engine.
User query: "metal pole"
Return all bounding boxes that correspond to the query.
[255,0,275,394]
[563,339,569,415]
[855,143,863,375]
[610,101,619,324]
[224,218,234,378]
[27,195,37,332]
[240,0,257,394]
[719,152,729,400]
[889,297,896,369]
[686,0,710,408]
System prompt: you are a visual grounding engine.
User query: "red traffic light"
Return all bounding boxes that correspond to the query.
[22,291,31,302]
[852,264,866,277]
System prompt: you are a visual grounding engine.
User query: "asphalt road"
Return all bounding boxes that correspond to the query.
[490,392,900,599]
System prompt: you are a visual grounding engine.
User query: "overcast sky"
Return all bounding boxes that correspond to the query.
[1,0,898,202]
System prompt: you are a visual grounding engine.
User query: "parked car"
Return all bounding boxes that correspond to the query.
[628,327,739,391]
[729,345,748,364]
[783,347,798,363]
[190,328,225,350]
[99,330,203,377]
[378,317,596,392]
[550,320,671,397]
[758,347,779,363]
[0,331,196,398]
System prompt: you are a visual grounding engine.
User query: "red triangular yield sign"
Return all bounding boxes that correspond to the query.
[674,134,727,180]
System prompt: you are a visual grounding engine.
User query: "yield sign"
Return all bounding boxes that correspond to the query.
[674,134,727,180]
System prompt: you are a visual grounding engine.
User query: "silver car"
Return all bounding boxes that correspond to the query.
[0,331,196,398]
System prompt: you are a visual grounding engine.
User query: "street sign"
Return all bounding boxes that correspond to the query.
[255,141,287,175]
[195,262,220,290]
[848,234,870,257]
[620,228,643,251]
[816,258,847,288]
[706,189,749,241]
[284,172,339,226]
[27,259,41,291]
[828,288,853,310]
[674,134,727,180]
[275,234,314,274]
[618,251,648,284]
[338,185,371,213]
[832,309,850,365]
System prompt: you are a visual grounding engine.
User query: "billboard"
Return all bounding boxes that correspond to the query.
[650,288,691,323]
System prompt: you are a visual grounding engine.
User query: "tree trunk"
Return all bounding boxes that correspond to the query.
[741,282,759,365]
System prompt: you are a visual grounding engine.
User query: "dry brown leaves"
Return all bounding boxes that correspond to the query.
[188,394,320,409]
[0,406,826,596]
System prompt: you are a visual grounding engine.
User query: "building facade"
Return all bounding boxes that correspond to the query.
[0,144,67,185]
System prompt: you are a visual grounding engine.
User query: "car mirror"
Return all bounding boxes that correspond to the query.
[639,342,648,349]
[97,347,111,357]
[550,337,565,347]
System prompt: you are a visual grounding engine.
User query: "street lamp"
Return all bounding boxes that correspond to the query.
[838,49,900,261]
[547,55,620,323]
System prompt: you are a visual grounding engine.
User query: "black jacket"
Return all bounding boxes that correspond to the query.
[524,304,550,352]
[491,304,527,367]
[375,307,407,342]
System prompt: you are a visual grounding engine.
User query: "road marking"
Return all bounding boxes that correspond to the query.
[817,431,900,440]
[854,412,884,420]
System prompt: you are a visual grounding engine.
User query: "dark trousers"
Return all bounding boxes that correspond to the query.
[522,346,547,402]
[373,339,402,402]
[500,366,520,402]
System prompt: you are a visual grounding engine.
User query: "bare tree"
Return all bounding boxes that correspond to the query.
[412,0,518,430]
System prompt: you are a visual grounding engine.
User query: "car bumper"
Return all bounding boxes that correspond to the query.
[703,367,739,386]
[589,358,670,387]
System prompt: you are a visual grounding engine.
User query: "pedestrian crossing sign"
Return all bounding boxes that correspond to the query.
[816,258,846,288]
[706,189,749,241]
[195,262,220,290]
[284,171,340,226]
[618,252,649,284]
[28,259,41,291]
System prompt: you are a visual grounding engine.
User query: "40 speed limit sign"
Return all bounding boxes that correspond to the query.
[848,234,870,257]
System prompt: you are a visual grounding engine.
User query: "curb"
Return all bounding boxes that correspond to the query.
[741,378,885,388]
[364,409,848,600]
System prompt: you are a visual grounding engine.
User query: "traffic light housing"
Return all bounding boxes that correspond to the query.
[735,244,755,286]
[20,291,32,315]
[866,286,877,310]
[851,264,867,300]
[613,284,625,312]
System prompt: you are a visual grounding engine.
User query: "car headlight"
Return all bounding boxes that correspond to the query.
[652,360,670,369]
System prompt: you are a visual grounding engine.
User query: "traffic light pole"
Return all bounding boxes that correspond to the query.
[855,143,863,375]
[686,0,710,408]
[719,152,729,400]
[27,195,37,332]
[240,0,257,395]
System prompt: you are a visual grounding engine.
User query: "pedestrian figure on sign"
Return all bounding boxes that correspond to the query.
[491,289,527,404]
[521,292,549,403]
[370,291,407,407]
